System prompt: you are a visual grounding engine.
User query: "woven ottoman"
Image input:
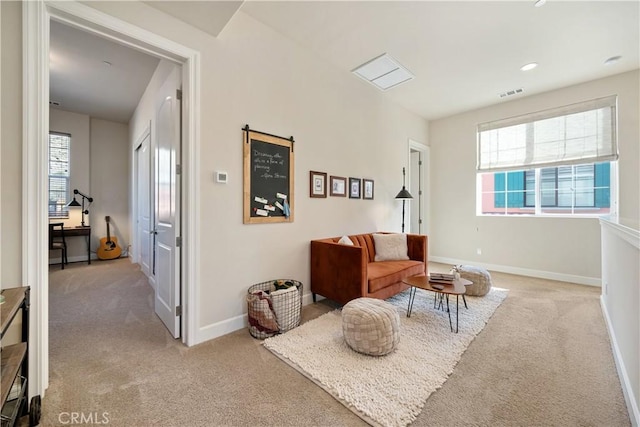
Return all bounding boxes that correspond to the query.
[454,265,493,296]
[342,298,400,356]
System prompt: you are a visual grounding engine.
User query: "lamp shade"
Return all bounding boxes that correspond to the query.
[67,197,81,207]
[395,188,413,200]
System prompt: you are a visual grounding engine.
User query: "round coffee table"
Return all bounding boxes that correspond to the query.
[402,275,472,333]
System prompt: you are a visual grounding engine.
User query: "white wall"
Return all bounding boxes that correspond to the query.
[129,59,174,145]
[128,59,177,269]
[86,2,429,339]
[429,70,640,285]
[90,118,130,255]
[48,109,91,260]
[47,110,129,262]
[600,219,640,426]
[1,0,22,287]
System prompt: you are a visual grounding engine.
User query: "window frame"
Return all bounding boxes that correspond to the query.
[477,161,616,218]
[48,131,71,219]
[476,96,618,219]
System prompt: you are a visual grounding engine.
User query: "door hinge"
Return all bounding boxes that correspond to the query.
[176,306,182,317]
[176,236,182,247]
[419,219,423,224]
[176,89,182,100]
[176,164,182,175]
[418,160,422,166]
[419,190,423,195]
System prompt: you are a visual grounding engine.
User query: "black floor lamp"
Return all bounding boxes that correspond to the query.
[395,167,413,233]
[67,189,93,227]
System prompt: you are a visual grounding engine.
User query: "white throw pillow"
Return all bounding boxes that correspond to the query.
[337,235,354,246]
[373,233,409,261]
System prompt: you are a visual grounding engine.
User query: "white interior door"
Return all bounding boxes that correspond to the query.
[154,65,182,338]
[136,132,152,280]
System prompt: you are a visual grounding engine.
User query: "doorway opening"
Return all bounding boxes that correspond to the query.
[24,1,201,397]
[408,140,429,236]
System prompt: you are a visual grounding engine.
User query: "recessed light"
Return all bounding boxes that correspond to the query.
[534,0,546,7]
[520,62,538,71]
[604,56,622,66]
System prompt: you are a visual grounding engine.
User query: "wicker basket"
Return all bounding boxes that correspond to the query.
[247,279,303,339]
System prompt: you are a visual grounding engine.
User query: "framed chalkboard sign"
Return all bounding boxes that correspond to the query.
[243,126,295,224]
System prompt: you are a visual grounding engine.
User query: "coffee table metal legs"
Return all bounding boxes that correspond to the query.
[407,286,417,317]
[407,287,460,333]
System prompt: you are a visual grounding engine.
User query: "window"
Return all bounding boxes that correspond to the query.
[480,163,612,215]
[477,96,617,217]
[49,132,71,218]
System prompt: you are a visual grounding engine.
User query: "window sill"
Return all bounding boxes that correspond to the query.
[477,213,608,219]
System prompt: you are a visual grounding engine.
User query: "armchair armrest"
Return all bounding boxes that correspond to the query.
[407,234,427,273]
[311,240,367,305]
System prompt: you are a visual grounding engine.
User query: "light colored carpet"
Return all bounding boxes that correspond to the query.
[264,288,508,427]
[40,259,631,426]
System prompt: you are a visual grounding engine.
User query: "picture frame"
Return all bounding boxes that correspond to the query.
[363,179,374,200]
[349,177,361,199]
[330,176,347,197]
[310,171,327,198]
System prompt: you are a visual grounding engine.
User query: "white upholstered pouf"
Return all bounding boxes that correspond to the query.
[342,298,400,356]
[455,265,493,296]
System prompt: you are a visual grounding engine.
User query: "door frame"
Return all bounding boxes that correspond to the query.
[23,0,201,397]
[133,124,154,284]
[408,139,430,236]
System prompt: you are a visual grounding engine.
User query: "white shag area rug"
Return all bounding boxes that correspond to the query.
[263,287,508,427]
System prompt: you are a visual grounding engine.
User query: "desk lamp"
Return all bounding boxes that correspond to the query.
[67,189,93,227]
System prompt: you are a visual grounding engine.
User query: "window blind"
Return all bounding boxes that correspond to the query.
[477,95,618,172]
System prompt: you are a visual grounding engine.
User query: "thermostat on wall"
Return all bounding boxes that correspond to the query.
[216,171,228,184]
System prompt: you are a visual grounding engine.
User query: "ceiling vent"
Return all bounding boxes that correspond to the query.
[499,88,524,98]
[352,53,414,91]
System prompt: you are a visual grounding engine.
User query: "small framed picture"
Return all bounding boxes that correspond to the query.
[363,179,374,200]
[330,176,347,197]
[310,171,327,198]
[349,177,361,199]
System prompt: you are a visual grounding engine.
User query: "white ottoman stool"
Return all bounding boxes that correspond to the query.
[454,265,492,296]
[342,298,400,356]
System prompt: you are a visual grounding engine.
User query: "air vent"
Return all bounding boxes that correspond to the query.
[352,53,414,91]
[498,88,524,98]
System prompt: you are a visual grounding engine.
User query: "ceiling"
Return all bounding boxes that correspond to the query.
[49,1,639,123]
[49,20,160,123]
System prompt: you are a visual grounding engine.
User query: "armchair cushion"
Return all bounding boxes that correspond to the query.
[368,260,425,293]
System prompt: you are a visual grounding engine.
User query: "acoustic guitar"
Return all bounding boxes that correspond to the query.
[97,216,122,260]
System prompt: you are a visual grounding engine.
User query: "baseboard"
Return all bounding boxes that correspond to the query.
[196,313,247,344]
[48,255,94,265]
[601,295,639,427]
[195,292,316,345]
[429,256,601,287]
[49,253,132,265]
